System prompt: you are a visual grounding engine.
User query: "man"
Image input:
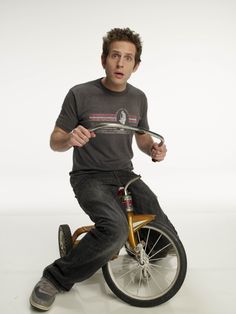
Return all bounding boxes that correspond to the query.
[30,27,175,311]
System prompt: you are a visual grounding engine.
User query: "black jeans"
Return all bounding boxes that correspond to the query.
[43,170,177,291]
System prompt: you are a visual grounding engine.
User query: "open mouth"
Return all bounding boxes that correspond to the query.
[114,72,124,79]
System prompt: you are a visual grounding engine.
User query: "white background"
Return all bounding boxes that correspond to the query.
[1,1,236,313]
[0,0,235,214]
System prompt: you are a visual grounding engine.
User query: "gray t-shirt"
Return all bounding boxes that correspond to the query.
[56,79,149,172]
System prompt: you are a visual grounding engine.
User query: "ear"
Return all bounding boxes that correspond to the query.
[101,54,106,68]
[133,62,140,73]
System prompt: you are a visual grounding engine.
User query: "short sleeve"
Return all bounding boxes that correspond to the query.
[55,90,79,132]
[138,93,149,130]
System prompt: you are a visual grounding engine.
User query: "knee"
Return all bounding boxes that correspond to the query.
[97,215,129,246]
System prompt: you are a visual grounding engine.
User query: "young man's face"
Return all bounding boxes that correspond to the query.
[101,40,139,92]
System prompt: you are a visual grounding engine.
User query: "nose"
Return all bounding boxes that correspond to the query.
[117,56,124,68]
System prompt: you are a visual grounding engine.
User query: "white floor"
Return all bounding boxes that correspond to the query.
[1,211,235,314]
[1,171,236,314]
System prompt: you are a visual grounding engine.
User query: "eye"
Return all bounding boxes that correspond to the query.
[111,53,120,59]
[125,55,133,62]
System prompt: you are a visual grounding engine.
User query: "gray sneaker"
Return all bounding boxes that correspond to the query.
[30,277,59,311]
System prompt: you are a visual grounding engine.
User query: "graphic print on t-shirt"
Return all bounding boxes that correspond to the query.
[89,108,138,134]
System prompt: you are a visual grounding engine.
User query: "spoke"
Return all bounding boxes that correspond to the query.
[147,268,163,291]
[149,242,172,260]
[150,254,176,263]
[147,233,162,256]
[148,264,162,276]
[137,269,143,295]
[122,268,140,291]
[149,265,172,287]
[137,230,141,243]
[111,260,137,268]
[149,257,165,262]
[149,263,176,271]
[144,229,150,253]
[146,274,152,292]
[116,264,139,280]
[117,259,137,265]
[125,247,136,256]
[111,256,137,266]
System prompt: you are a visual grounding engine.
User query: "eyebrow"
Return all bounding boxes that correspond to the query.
[110,50,135,57]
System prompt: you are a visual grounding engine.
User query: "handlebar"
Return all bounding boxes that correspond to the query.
[90,123,164,146]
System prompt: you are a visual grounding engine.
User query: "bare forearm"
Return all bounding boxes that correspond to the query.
[50,125,96,152]
[135,133,154,156]
[50,129,72,152]
[135,132,167,161]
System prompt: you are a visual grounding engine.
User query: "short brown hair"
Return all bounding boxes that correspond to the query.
[102,27,142,66]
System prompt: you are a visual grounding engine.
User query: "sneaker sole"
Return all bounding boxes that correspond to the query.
[30,296,51,311]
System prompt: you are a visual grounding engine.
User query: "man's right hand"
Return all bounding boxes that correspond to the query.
[69,125,96,148]
[50,126,96,152]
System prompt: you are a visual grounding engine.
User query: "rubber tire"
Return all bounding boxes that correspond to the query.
[102,222,187,307]
[58,224,73,257]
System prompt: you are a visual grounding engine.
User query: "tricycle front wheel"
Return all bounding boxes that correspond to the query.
[102,222,187,307]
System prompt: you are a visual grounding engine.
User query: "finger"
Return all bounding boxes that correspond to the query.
[151,149,166,161]
[90,131,96,138]
[152,155,164,162]
[70,128,90,147]
[76,126,93,140]
[70,134,87,147]
[156,146,167,155]
[71,130,88,143]
[76,125,92,138]
[152,142,159,150]
[151,147,163,156]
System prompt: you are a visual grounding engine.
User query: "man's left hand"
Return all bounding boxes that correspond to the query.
[151,142,167,162]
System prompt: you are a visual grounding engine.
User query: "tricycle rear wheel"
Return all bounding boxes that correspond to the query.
[58,224,73,257]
